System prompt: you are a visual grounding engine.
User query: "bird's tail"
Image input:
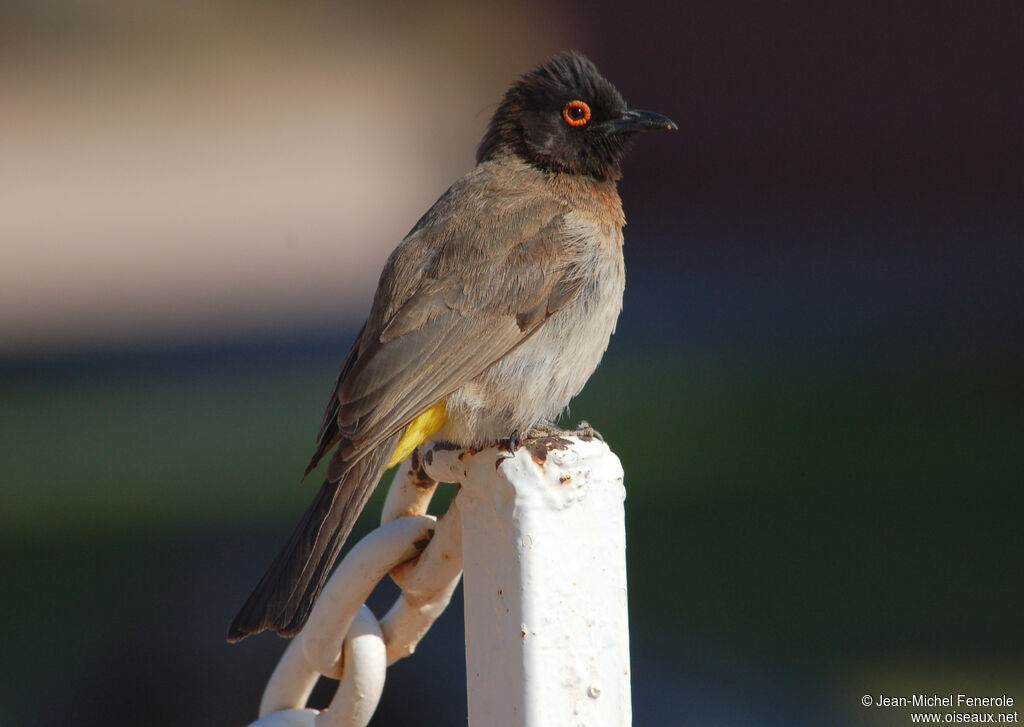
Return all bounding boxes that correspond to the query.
[227,432,401,641]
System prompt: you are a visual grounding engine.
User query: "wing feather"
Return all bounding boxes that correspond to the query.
[309,166,589,479]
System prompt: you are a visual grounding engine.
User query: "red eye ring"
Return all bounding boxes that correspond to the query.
[562,100,591,127]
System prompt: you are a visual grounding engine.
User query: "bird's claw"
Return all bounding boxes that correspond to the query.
[570,420,604,442]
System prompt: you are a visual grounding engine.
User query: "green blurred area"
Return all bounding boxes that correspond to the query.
[2,345,1021,703]
[587,347,1024,680]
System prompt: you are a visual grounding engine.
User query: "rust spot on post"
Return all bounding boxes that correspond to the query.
[424,441,460,467]
[408,449,438,489]
[526,436,572,464]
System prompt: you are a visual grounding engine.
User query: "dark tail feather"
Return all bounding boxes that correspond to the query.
[227,433,401,642]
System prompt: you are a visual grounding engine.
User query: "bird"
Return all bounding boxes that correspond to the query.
[228,50,676,641]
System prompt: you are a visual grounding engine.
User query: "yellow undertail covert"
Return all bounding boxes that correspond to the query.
[386,400,448,469]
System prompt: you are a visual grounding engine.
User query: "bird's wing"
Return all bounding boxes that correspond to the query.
[308,175,590,479]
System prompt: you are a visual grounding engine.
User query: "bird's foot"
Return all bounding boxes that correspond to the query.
[505,420,603,451]
[565,420,604,442]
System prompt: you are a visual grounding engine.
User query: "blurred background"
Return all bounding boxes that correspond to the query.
[1,1,1021,725]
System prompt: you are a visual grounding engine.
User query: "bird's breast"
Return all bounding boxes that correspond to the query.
[443,212,625,446]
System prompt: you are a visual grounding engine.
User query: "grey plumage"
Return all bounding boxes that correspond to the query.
[228,51,675,641]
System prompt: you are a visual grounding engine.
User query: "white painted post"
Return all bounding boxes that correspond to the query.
[247,436,629,727]
[422,436,630,727]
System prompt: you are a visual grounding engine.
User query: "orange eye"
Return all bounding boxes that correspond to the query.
[562,100,591,127]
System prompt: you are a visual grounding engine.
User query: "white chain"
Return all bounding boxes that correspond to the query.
[248,443,465,727]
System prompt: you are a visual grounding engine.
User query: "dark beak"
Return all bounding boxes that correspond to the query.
[601,109,677,134]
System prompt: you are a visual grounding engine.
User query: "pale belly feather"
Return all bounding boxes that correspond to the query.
[441,218,625,446]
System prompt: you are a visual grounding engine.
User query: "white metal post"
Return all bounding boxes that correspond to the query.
[423,436,631,727]
[248,436,630,727]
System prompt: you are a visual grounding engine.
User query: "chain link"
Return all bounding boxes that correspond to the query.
[249,443,465,727]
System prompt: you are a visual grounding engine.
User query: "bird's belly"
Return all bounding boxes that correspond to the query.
[442,242,625,447]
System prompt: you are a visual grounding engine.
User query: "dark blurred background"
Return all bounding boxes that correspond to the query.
[2,2,1022,725]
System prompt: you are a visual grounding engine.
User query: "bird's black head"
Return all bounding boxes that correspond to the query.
[477,51,676,181]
